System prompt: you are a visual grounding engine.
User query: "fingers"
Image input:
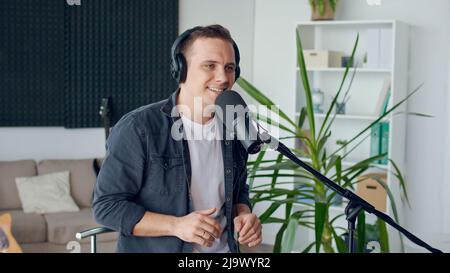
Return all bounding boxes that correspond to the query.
[239,223,261,242]
[238,218,254,238]
[192,235,213,248]
[201,216,222,238]
[234,218,243,233]
[240,228,262,245]
[195,229,215,244]
[197,207,216,216]
[248,236,263,248]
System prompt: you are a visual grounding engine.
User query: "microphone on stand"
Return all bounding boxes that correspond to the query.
[214,90,273,154]
[214,89,443,253]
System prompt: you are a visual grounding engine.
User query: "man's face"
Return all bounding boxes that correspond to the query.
[180,37,236,108]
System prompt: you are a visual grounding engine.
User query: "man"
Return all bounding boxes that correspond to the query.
[93,25,262,253]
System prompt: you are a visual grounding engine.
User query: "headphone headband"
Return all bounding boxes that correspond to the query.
[170,26,241,83]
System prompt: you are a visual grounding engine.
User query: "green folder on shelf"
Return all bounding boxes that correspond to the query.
[370,122,390,164]
[370,123,381,162]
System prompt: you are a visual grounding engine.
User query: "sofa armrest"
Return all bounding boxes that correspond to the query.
[76,226,115,240]
[76,227,116,253]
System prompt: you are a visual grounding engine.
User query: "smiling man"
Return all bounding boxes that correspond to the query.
[93,25,262,253]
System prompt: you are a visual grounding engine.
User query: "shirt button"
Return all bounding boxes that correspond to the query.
[225,168,231,174]
[225,141,230,145]
[226,197,231,202]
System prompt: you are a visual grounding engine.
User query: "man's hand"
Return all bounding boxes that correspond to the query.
[173,208,222,248]
[234,210,262,248]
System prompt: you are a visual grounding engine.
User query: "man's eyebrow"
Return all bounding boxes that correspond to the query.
[201,60,236,66]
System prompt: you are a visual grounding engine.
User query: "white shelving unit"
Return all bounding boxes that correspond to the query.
[293,20,409,252]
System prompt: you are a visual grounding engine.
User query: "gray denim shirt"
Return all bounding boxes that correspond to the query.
[92,90,251,253]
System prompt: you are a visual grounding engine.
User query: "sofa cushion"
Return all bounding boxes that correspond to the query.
[15,171,80,214]
[7,210,47,243]
[0,160,37,210]
[44,208,117,245]
[37,159,96,208]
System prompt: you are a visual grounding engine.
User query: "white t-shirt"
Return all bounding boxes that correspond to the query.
[180,114,229,253]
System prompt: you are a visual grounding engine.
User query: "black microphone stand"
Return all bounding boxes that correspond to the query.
[257,132,442,253]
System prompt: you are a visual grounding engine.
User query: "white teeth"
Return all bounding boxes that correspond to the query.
[208,87,224,93]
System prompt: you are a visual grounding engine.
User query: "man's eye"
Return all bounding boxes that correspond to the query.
[204,64,215,70]
[226,66,235,73]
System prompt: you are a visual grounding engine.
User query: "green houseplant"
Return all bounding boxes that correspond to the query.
[236,30,426,253]
[309,0,338,20]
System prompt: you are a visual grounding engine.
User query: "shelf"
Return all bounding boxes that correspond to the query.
[298,67,392,73]
[296,20,395,27]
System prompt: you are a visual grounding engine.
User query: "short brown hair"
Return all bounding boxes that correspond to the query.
[179,24,234,57]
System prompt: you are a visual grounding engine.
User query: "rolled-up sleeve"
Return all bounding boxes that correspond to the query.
[92,115,147,236]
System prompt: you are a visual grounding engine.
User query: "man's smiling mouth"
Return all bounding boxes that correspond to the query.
[207,87,226,93]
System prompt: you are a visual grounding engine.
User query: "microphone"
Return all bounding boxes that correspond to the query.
[215,90,266,154]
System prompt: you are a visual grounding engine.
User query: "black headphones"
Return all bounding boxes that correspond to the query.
[170,26,241,83]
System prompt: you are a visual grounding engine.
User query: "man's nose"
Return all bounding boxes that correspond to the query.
[215,68,229,84]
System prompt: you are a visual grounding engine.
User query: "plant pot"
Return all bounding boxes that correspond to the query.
[311,0,335,21]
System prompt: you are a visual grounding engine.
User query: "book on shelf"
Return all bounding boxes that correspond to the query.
[374,76,391,116]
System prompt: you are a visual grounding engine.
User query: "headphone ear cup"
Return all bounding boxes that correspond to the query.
[171,53,185,83]
[170,59,179,82]
[177,54,188,83]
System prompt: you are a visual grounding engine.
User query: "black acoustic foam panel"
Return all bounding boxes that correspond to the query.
[0,0,64,126]
[0,0,178,127]
[64,0,178,128]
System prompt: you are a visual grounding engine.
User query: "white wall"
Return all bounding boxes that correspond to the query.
[444,40,450,233]
[0,127,105,161]
[179,0,255,83]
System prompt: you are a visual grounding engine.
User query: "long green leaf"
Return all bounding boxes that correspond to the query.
[271,154,284,189]
[251,180,314,189]
[274,221,289,253]
[301,241,316,253]
[330,83,424,158]
[264,217,285,224]
[297,107,307,129]
[318,35,359,141]
[376,219,390,253]
[393,111,433,118]
[357,211,366,253]
[248,147,266,190]
[259,202,282,223]
[296,28,316,142]
[372,176,405,252]
[330,225,347,253]
[256,113,297,135]
[341,153,387,174]
[324,154,340,174]
[314,202,327,252]
[389,159,410,207]
[281,211,303,253]
[237,77,297,128]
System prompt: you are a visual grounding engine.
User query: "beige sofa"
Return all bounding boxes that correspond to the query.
[0,159,117,253]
